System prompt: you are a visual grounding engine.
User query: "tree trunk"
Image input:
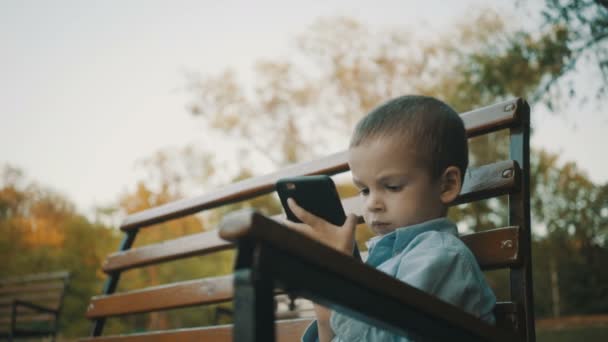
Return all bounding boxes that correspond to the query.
[550,257,561,317]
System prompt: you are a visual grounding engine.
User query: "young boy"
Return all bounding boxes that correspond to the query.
[283,95,496,341]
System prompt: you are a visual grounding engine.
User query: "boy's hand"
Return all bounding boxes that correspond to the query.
[282,198,357,255]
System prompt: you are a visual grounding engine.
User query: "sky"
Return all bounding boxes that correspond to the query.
[1,0,606,218]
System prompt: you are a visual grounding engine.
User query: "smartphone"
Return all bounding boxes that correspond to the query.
[276,175,360,259]
[276,175,345,226]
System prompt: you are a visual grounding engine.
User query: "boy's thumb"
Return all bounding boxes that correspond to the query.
[344,214,358,234]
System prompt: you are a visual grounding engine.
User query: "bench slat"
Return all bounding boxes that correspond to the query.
[0,302,60,312]
[343,159,519,213]
[0,283,65,295]
[102,230,232,273]
[0,313,56,324]
[120,151,348,231]
[0,306,57,316]
[0,294,62,306]
[119,99,522,231]
[79,318,312,342]
[462,98,523,138]
[454,160,519,205]
[0,271,69,286]
[0,329,56,337]
[104,160,518,273]
[461,227,519,270]
[86,276,234,319]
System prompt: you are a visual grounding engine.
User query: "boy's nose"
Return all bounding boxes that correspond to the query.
[366,194,384,212]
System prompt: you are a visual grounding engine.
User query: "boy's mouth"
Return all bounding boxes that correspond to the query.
[370,221,390,230]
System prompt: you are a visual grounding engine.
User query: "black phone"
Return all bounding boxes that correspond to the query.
[276,175,345,225]
[276,175,360,259]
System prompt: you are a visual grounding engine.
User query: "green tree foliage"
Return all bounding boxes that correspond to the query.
[539,0,608,99]
[0,164,120,337]
[450,25,571,107]
[466,0,608,109]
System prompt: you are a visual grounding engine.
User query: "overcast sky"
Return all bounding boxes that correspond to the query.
[1,0,606,217]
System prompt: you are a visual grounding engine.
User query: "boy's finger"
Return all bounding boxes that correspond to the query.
[287,198,324,228]
[342,214,358,238]
[343,214,358,231]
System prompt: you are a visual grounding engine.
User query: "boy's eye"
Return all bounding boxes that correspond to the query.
[358,188,370,196]
[385,185,402,191]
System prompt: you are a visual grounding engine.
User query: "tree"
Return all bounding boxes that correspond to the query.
[466,0,608,110]
[530,150,608,316]
[185,13,510,171]
[0,164,120,337]
[537,0,608,100]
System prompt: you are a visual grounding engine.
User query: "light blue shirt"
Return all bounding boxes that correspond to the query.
[301,218,496,341]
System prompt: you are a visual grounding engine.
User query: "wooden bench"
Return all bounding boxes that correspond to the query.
[83,98,534,341]
[0,271,70,342]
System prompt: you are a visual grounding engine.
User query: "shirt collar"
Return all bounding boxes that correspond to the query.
[366,218,458,254]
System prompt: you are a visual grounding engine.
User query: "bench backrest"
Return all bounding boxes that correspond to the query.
[0,271,70,338]
[83,98,534,341]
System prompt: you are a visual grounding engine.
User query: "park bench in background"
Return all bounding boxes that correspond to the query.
[83,98,534,341]
[0,271,70,342]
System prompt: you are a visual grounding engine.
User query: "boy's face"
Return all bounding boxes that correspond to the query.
[348,136,445,235]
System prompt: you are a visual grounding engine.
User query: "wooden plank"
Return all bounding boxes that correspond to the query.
[454,160,520,205]
[119,151,349,231]
[0,283,64,295]
[461,227,520,270]
[103,160,518,273]
[80,326,231,342]
[0,305,58,316]
[0,313,55,324]
[462,98,525,138]
[79,318,312,342]
[0,293,61,306]
[102,230,232,273]
[0,271,69,286]
[119,99,523,232]
[86,276,234,319]
[343,160,519,213]
[0,301,59,311]
[0,330,56,337]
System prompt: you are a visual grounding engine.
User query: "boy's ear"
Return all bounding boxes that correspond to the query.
[439,166,462,205]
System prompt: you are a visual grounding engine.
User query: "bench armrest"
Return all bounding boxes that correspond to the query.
[220,210,518,342]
